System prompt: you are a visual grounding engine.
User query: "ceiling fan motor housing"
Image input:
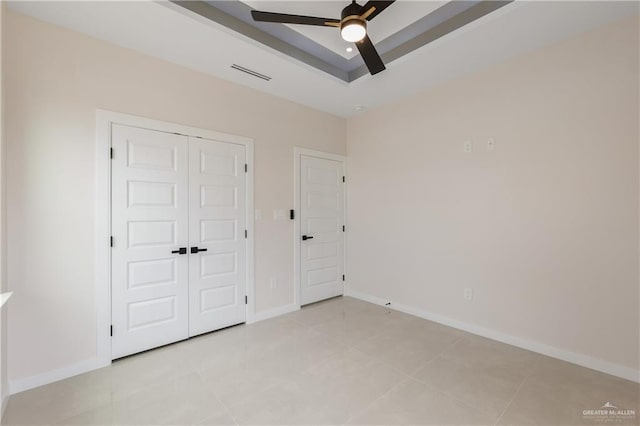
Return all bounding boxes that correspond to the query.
[340,2,367,42]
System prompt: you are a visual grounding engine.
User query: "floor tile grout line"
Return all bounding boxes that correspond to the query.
[340,376,413,425]
[405,334,467,378]
[417,350,543,422]
[328,325,468,381]
[408,369,502,421]
[492,377,529,426]
[311,325,360,349]
[300,309,415,350]
[50,361,201,426]
[311,325,383,350]
[205,376,241,426]
[211,323,413,425]
[326,335,418,386]
[192,351,286,423]
[405,338,538,422]
[204,310,390,414]
[492,358,540,425]
[204,336,352,414]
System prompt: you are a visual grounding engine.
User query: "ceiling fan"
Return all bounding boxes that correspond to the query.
[251,1,395,76]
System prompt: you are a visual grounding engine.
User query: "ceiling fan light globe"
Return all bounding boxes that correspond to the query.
[341,21,366,42]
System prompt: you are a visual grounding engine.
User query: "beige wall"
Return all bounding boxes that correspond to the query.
[3,10,346,383]
[347,16,639,374]
[0,0,8,414]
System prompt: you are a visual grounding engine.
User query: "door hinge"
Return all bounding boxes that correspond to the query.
[245,164,248,173]
[245,295,248,305]
[342,225,345,232]
[342,176,345,183]
[245,230,248,239]
[290,209,295,220]
[342,275,345,282]
[110,236,113,247]
[110,148,113,159]
[110,325,113,336]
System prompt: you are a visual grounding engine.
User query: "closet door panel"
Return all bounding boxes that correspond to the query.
[188,137,247,336]
[111,124,189,359]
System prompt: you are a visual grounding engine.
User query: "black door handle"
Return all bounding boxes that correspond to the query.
[302,235,314,241]
[190,247,208,254]
[171,247,187,255]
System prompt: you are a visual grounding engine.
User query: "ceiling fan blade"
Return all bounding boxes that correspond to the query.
[359,1,395,21]
[355,35,386,75]
[251,11,340,27]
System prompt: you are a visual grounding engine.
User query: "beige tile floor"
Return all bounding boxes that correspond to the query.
[3,296,638,425]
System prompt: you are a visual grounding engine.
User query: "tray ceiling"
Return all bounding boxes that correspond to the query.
[241,1,446,60]
[6,1,639,117]
[184,1,512,81]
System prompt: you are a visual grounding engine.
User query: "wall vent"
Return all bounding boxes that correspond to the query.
[231,64,272,81]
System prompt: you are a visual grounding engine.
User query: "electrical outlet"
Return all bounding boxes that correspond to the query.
[487,138,495,151]
[464,288,473,301]
[463,141,473,153]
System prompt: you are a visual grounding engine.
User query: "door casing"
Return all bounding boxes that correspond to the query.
[96,110,255,365]
[293,147,347,308]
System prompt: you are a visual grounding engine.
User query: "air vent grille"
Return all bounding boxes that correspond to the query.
[231,64,272,81]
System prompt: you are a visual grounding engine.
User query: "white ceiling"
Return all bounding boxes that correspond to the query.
[7,1,639,118]
[241,0,446,59]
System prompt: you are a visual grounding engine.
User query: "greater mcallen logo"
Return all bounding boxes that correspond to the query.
[582,402,636,423]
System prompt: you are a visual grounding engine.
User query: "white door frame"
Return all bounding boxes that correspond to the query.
[293,147,347,308]
[96,110,255,365]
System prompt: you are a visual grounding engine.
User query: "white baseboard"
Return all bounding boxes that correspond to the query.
[2,392,8,419]
[8,303,301,395]
[9,357,110,395]
[252,303,300,323]
[345,287,640,383]
[14,290,635,397]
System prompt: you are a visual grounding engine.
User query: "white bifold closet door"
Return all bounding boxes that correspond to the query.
[188,137,246,337]
[111,124,246,359]
[111,125,190,359]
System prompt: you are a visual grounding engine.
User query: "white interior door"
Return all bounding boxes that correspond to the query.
[111,124,189,359]
[188,137,247,336]
[300,154,345,305]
